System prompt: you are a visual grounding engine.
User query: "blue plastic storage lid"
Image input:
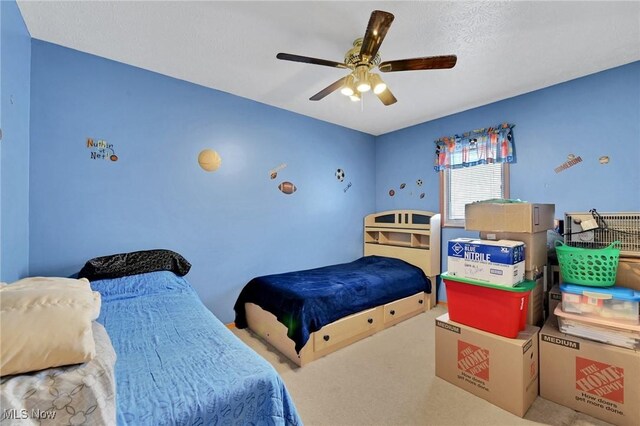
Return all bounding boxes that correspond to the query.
[560,283,640,301]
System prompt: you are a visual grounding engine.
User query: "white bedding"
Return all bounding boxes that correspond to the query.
[1,276,101,376]
[0,322,116,425]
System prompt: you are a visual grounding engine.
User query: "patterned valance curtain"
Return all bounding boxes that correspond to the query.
[434,123,515,171]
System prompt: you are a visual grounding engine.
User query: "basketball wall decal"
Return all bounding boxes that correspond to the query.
[198,149,222,172]
[278,181,297,195]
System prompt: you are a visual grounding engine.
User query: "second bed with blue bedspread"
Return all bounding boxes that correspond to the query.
[234,255,431,353]
[91,271,301,425]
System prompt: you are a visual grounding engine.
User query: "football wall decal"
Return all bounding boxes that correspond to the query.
[278,181,297,194]
[335,168,345,182]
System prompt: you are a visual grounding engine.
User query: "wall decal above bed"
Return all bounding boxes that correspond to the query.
[269,163,287,180]
[278,181,297,194]
[87,138,118,162]
[389,179,426,200]
[198,149,222,172]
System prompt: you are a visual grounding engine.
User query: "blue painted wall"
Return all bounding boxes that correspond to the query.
[0,0,31,282]
[375,61,640,301]
[22,28,640,312]
[29,40,375,322]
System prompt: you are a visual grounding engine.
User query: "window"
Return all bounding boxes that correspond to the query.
[440,162,510,227]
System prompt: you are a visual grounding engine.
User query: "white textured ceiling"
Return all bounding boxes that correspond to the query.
[16,1,640,136]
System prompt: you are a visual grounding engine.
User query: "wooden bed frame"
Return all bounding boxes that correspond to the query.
[245,210,441,366]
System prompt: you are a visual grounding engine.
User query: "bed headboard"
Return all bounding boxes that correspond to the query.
[363,210,441,279]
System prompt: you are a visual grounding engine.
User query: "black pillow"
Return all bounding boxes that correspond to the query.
[78,249,191,281]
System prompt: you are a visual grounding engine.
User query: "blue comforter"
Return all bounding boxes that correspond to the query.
[91,271,301,425]
[234,255,431,353]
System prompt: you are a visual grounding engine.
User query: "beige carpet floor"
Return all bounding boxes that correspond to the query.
[232,305,614,426]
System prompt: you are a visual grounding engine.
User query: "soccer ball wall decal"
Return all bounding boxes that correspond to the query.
[335,168,345,182]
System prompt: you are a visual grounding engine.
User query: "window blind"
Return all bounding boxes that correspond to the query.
[448,162,503,220]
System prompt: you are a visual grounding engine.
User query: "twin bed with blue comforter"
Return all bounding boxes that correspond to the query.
[234,210,441,367]
[235,256,431,354]
[92,270,301,425]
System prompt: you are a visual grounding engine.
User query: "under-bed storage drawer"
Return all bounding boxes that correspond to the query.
[384,292,426,326]
[314,307,383,351]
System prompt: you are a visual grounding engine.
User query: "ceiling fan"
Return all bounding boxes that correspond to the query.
[276,10,457,106]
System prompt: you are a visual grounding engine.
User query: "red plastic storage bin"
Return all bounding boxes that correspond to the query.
[442,272,536,338]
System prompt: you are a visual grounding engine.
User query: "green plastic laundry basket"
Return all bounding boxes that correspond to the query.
[555,240,621,287]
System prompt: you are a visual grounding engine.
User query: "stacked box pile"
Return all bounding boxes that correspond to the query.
[438,201,640,423]
[466,201,556,326]
[435,201,557,417]
[539,240,640,426]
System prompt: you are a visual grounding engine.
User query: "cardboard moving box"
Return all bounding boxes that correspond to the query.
[435,313,539,417]
[539,315,640,426]
[465,202,555,233]
[526,274,544,326]
[481,231,548,275]
[616,257,640,291]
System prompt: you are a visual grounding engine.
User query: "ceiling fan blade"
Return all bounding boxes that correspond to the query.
[277,53,348,69]
[375,87,397,106]
[379,55,458,72]
[310,76,349,101]
[360,10,394,63]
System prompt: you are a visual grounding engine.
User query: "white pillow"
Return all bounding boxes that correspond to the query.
[0,277,102,376]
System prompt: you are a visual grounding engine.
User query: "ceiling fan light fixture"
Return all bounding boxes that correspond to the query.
[370,73,387,94]
[340,74,356,96]
[355,66,371,93]
[276,10,456,107]
[357,81,371,93]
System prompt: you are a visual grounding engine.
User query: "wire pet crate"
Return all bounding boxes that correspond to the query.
[564,212,640,257]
